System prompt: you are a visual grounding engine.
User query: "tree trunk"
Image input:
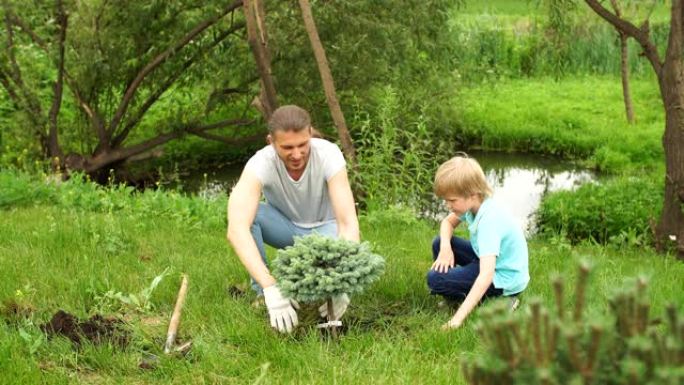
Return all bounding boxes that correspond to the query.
[609,0,634,124]
[326,298,338,339]
[618,32,635,124]
[584,0,684,258]
[297,0,356,165]
[655,67,684,259]
[47,0,67,165]
[243,0,278,120]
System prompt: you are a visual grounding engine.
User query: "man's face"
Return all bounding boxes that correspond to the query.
[270,128,312,173]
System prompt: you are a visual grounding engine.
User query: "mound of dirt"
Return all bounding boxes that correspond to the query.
[40,310,130,348]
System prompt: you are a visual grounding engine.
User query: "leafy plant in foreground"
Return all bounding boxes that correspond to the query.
[461,261,684,384]
[272,234,385,304]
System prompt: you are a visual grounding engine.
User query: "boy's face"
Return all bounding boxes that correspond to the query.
[269,128,312,173]
[443,194,480,216]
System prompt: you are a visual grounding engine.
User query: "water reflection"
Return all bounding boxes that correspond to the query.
[447,151,595,233]
[183,151,596,234]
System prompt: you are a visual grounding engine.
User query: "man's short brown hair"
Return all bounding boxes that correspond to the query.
[268,105,311,134]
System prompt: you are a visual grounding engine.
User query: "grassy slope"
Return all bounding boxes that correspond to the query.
[1,197,682,384]
[453,75,664,171]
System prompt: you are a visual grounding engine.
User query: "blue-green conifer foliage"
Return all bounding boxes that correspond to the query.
[272,234,385,303]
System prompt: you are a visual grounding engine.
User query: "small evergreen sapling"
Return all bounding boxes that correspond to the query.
[460,261,684,385]
[272,234,385,331]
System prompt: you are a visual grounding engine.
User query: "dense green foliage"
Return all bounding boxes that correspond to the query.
[0,0,458,175]
[351,86,455,213]
[272,234,385,303]
[267,0,457,130]
[449,0,669,80]
[536,175,662,246]
[462,262,684,384]
[0,0,255,160]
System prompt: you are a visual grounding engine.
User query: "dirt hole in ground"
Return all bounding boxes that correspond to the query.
[40,310,131,348]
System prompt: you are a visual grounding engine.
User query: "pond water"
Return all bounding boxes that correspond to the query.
[180,150,597,233]
[462,150,595,232]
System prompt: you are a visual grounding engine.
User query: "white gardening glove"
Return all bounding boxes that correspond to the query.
[263,285,298,333]
[318,293,350,321]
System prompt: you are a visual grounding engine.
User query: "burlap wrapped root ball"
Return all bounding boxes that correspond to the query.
[272,233,385,303]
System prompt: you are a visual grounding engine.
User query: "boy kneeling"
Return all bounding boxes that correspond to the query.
[428,155,529,330]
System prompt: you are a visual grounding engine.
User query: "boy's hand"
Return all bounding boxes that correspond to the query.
[431,248,455,273]
[441,317,463,331]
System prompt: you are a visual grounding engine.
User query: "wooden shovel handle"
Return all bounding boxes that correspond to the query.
[164,274,189,353]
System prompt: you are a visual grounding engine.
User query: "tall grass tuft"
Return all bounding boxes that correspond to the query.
[350,86,454,214]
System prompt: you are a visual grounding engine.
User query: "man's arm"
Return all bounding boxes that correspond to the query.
[443,254,496,330]
[327,168,360,242]
[226,169,276,288]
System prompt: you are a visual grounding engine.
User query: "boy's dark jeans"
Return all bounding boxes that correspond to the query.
[427,236,503,301]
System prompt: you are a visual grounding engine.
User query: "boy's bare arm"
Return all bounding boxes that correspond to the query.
[443,254,496,330]
[432,213,460,273]
[226,170,276,289]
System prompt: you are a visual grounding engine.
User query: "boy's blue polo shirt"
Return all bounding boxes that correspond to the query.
[460,198,529,295]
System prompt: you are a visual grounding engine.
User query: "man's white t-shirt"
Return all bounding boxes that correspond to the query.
[244,138,346,228]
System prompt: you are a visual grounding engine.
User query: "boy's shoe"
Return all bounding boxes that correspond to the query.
[507,296,521,312]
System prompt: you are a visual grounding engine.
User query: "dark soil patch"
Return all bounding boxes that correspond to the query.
[40,310,130,348]
[226,284,248,299]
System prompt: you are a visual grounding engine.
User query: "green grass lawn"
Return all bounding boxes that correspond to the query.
[1,177,682,384]
[452,75,665,173]
[456,0,671,22]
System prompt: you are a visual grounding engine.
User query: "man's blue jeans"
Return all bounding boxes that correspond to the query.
[250,202,337,294]
[426,236,503,301]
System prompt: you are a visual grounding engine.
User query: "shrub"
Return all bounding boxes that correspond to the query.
[271,234,385,303]
[461,261,684,384]
[350,86,454,214]
[0,170,226,230]
[535,175,661,245]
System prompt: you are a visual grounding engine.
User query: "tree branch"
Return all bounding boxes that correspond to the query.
[47,0,67,160]
[298,0,357,164]
[0,65,21,109]
[88,117,253,171]
[186,118,260,144]
[2,2,45,131]
[188,131,262,145]
[111,21,245,148]
[584,0,662,74]
[9,7,107,143]
[243,0,278,119]
[88,130,186,172]
[106,1,242,139]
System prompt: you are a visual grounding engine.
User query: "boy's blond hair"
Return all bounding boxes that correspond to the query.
[433,154,493,199]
